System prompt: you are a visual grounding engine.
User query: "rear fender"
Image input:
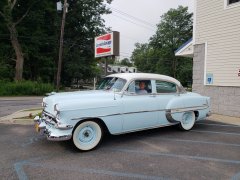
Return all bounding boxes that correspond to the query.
[165,95,210,123]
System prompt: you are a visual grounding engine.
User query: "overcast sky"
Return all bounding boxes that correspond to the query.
[103,0,194,60]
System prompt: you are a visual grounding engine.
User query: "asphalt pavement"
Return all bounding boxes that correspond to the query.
[0,121,239,180]
[0,97,42,117]
[0,97,239,180]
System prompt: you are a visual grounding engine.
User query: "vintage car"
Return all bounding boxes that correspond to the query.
[34,73,211,151]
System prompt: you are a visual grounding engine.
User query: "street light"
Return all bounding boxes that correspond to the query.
[56,0,68,91]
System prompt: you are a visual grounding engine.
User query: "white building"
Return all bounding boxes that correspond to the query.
[108,65,137,73]
[176,0,240,117]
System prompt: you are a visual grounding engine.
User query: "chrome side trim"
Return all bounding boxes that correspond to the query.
[170,105,209,113]
[165,110,179,123]
[71,109,166,120]
[71,105,209,121]
[123,109,164,115]
[60,105,118,112]
[165,105,209,123]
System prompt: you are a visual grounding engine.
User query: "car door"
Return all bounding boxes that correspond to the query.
[154,80,179,125]
[121,79,158,132]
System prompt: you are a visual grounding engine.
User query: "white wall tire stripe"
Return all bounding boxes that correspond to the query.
[73,121,102,151]
[179,111,195,131]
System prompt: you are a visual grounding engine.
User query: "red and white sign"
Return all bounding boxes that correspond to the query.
[94,31,119,58]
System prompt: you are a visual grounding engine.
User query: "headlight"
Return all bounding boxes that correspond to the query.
[42,102,47,107]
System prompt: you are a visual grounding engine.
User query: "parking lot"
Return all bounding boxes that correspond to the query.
[0,120,239,180]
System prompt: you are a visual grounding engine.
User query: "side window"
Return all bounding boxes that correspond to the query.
[156,80,177,93]
[127,81,135,93]
[135,80,152,94]
[127,80,152,94]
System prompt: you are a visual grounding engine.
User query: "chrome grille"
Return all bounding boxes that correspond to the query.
[42,110,57,124]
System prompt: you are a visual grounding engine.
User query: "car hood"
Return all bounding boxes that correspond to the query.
[43,90,118,115]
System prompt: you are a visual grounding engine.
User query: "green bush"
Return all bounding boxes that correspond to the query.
[0,80,54,96]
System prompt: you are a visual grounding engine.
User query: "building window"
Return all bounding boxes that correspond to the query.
[224,0,240,10]
[228,0,240,4]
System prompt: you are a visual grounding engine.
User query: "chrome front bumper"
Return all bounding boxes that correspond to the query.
[34,116,72,141]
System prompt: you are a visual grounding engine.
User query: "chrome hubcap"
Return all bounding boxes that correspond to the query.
[181,112,195,130]
[183,113,191,124]
[78,126,95,143]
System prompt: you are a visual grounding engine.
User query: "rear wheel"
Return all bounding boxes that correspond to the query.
[179,111,195,131]
[73,121,102,151]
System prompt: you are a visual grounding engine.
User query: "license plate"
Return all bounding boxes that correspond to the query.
[35,123,40,133]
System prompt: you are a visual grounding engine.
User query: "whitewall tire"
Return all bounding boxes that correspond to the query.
[179,111,195,131]
[73,121,102,151]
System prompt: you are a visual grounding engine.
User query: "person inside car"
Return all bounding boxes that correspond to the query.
[136,81,148,94]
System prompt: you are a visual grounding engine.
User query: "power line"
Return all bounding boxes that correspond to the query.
[121,34,140,42]
[111,14,155,31]
[120,51,132,55]
[111,7,155,28]
[120,55,131,59]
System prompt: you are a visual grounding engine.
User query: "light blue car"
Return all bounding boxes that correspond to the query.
[34,73,211,151]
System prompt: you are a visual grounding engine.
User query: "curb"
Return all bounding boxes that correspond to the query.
[206,114,240,126]
[0,96,43,101]
[0,107,42,125]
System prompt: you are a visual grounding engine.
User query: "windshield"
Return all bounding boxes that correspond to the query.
[97,77,127,92]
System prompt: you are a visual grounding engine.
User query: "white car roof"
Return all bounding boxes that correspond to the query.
[107,73,182,86]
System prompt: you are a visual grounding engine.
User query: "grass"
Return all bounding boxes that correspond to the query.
[13,110,42,120]
[22,108,43,112]
[0,80,54,96]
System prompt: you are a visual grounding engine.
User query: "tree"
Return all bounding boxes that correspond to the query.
[61,0,113,86]
[119,58,133,67]
[0,0,39,81]
[150,6,193,78]
[0,0,112,85]
[131,43,160,73]
[131,6,193,85]
[18,0,59,83]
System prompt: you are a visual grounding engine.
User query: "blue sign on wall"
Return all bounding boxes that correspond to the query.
[206,73,213,84]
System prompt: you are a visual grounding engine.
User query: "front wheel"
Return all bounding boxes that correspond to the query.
[73,121,102,151]
[179,111,195,131]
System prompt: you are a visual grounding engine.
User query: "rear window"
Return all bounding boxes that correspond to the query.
[156,80,177,93]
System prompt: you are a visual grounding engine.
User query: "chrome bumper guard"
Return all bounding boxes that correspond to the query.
[34,116,72,141]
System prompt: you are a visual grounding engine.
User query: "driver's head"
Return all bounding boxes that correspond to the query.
[139,81,146,90]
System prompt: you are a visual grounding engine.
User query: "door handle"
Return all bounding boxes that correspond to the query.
[149,93,156,97]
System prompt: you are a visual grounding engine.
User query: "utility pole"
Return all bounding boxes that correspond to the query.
[56,0,67,91]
